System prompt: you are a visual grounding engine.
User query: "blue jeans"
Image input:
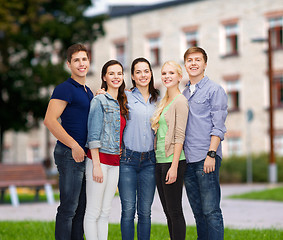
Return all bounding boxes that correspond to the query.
[118,148,156,240]
[54,143,86,240]
[184,155,224,240]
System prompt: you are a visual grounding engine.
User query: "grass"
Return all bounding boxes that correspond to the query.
[229,186,283,202]
[0,222,282,240]
[1,186,283,239]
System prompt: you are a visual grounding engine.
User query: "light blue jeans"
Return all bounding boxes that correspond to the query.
[184,155,224,240]
[118,148,156,240]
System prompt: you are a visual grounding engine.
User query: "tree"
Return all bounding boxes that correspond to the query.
[0,0,106,162]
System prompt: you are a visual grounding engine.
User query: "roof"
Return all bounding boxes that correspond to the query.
[109,0,203,18]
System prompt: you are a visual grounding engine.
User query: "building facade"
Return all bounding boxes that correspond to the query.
[2,0,283,164]
[90,0,283,157]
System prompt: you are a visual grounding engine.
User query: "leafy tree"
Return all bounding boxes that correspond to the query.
[0,0,105,162]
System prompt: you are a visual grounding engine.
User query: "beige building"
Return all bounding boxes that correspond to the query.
[3,0,283,165]
[91,0,283,157]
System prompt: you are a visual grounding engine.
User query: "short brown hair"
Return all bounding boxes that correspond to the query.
[67,43,89,63]
[184,46,208,63]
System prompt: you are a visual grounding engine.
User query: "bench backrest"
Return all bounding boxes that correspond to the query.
[0,163,47,182]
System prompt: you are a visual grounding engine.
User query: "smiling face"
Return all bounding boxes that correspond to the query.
[103,64,124,91]
[67,51,89,82]
[161,62,182,89]
[132,61,152,89]
[184,52,207,83]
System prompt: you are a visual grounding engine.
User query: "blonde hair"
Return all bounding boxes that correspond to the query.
[151,61,182,133]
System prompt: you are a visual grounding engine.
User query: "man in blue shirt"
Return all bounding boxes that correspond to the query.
[182,47,228,240]
[44,43,93,240]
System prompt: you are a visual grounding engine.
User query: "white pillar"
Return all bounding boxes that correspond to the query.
[44,184,55,204]
[9,185,19,207]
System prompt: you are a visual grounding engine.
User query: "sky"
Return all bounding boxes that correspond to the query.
[108,0,170,4]
[85,0,173,16]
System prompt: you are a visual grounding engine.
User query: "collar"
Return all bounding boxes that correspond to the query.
[185,76,209,89]
[105,92,118,102]
[131,87,151,103]
[132,87,139,94]
[67,77,85,88]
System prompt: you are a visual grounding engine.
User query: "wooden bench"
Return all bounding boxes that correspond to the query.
[0,163,57,207]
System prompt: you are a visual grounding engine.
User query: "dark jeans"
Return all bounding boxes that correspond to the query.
[184,155,224,240]
[118,148,156,240]
[155,160,187,240]
[54,143,86,240]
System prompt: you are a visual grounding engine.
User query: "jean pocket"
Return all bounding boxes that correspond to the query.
[54,144,72,164]
[120,155,132,164]
[149,153,157,164]
[104,107,116,123]
[62,147,74,161]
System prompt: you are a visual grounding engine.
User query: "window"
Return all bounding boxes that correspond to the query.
[185,31,198,48]
[87,48,92,64]
[268,16,283,49]
[181,26,198,60]
[275,134,283,156]
[3,146,11,162]
[224,24,239,56]
[88,48,94,75]
[224,75,240,111]
[115,42,126,66]
[148,37,160,67]
[227,137,242,156]
[273,74,283,107]
[31,145,40,162]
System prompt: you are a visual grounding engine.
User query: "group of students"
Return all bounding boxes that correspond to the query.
[44,43,228,240]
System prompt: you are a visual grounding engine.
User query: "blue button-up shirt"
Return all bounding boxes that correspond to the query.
[123,88,158,152]
[182,76,228,163]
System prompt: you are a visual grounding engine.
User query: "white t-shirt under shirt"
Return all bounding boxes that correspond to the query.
[190,84,196,94]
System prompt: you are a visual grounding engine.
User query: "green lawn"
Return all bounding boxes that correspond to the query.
[229,186,283,202]
[1,186,283,239]
[0,221,282,240]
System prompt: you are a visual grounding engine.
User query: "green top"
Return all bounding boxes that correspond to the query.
[155,95,186,163]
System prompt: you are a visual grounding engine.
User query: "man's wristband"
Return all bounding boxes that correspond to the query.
[207,150,216,158]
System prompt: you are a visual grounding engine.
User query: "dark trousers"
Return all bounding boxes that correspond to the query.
[155,160,187,240]
[54,143,86,240]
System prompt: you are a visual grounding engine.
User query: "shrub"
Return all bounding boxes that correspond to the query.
[220,153,283,183]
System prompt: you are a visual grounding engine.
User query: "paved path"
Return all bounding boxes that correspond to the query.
[1,184,282,229]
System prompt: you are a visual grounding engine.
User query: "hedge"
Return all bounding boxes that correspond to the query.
[220,153,283,183]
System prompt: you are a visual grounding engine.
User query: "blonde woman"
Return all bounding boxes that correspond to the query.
[151,61,188,240]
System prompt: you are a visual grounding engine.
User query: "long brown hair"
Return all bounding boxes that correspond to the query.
[101,60,129,119]
[130,57,159,103]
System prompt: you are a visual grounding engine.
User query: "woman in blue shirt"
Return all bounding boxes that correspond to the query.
[119,57,159,240]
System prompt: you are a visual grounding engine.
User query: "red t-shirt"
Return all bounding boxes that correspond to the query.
[87,114,126,166]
